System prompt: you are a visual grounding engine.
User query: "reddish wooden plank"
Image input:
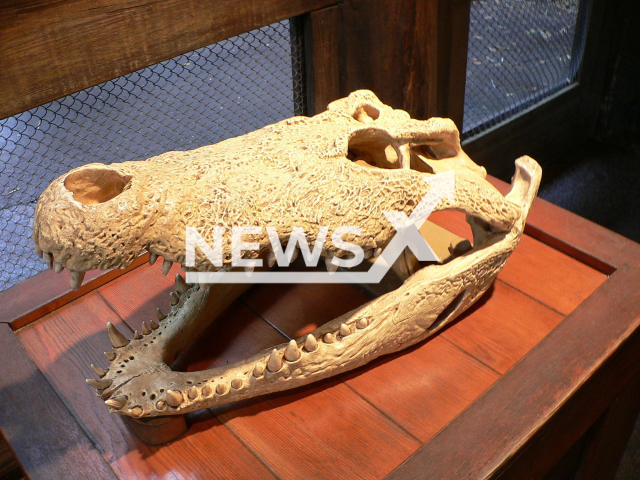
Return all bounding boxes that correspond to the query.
[241,283,372,338]
[97,260,183,332]
[427,210,472,242]
[17,292,275,479]
[216,379,421,480]
[0,253,149,329]
[343,335,499,443]
[172,302,289,372]
[427,210,607,315]
[487,176,640,271]
[499,235,607,315]
[386,267,640,480]
[0,323,116,480]
[441,280,564,374]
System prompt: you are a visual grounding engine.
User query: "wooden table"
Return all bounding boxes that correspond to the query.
[2,177,640,480]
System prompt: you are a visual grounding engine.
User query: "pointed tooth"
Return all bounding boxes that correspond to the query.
[363,249,372,259]
[149,252,158,266]
[165,390,183,408]
[284,339,301,362]
[53,262,63,273]
[156,308,167,321]
[104,351,116,361]
[86,378,112,389]
[106,322,129,348]
[105,395,126,409]
[91,364,108,377]
[267,348,283,372]
[373,247,382,257]
[267,251,276,268]
[156,400,166,410]
[133,330,142,340]
[162,259,173,276]
[175,274,189,294]
[170,291,179,305]
[35,244,43,258]
[231,378,243,389]
[70,270,85,290]
[356,318,368,329]
[339,323,351,336]
[187,386,198,400]
[253,364,265,377]
[44,252,53,269]
[216,383,228,395]
[304,334,318,352]
[141,322,151,335]
[244,266,254,277]
[323,332,336,344]
[150,320,159,330]
[325,256,338,274]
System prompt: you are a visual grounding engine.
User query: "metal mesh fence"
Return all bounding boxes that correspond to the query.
[0,20,305,292]
[463,0,587,138]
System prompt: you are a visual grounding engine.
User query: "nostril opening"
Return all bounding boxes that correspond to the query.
[64,167,132,205]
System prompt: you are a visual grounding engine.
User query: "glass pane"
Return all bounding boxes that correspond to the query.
[0,20,304,291]
[463,0,587,138]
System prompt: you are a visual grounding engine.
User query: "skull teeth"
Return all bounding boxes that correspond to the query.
[175,274,189,294]
[267,348,283,372]
[90,364,108,377]
[106,322,129,348]
[170,291,179,305]
[162,259,173,276]
[86,378,112,390]
[141,321,151,335]
[304,334,318,352]
[284,339,301,362]
[105,395,126,409]
[339,323,351,336]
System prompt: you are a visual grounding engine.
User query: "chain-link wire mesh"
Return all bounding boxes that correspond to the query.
[0,20,305,292]
[463,0,587,138]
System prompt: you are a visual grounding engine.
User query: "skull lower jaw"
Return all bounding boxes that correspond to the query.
[92,156,540,418]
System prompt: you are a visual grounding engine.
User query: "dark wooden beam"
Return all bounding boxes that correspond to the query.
[304,5,342,115]
[0,0,338,120]
[339,0,471,124]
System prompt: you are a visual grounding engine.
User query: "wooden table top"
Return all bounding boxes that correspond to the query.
[1,177,639,480]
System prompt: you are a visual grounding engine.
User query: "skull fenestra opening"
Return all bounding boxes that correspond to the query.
[33,90,541,419]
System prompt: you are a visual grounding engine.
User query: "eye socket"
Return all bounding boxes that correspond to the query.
[347,132,400,169]
[64,167,132,205]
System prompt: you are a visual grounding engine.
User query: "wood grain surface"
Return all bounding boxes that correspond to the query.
[0,0,338,119]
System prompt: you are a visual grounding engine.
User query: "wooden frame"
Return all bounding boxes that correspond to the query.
[2,1,639,478]
[0,0,339,120]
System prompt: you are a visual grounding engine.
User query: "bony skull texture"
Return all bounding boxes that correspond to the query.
[33,90,541,418]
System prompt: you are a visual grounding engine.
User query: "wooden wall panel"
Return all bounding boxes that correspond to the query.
[339,0,471,124]
[0,0,337,119]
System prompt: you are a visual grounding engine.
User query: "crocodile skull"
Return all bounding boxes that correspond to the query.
[33,90,541,419]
